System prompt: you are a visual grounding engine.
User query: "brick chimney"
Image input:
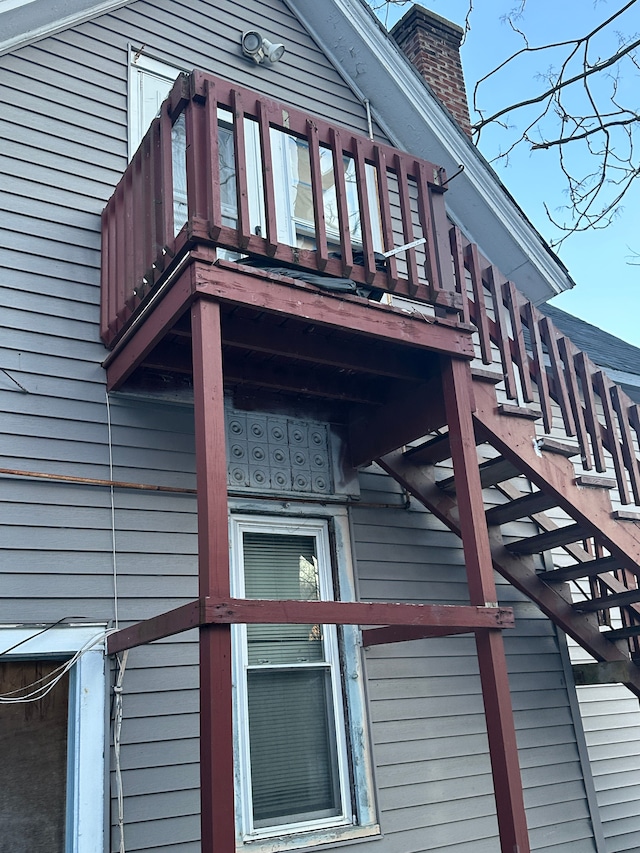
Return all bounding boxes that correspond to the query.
[390,5,472,138]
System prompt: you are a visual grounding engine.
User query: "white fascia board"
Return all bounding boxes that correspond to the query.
[0,0,131,55]
[285,0,575,304]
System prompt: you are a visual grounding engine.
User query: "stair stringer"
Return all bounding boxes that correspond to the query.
[377,447,640,698]
[471,378,640,572]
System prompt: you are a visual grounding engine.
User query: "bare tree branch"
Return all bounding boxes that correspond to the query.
[369,0,640,246]
[471,0,640,243]
[473,33,640,132]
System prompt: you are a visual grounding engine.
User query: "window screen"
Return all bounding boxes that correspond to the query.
[238,527,346,831]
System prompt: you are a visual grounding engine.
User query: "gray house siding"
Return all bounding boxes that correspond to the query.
[0,1,612,851]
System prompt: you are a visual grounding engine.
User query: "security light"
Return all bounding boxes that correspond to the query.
[262,38,285,64]
[241,31,285,65]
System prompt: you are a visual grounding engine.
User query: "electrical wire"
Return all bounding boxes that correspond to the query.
[0,616,79,656]
[0,629,109,703]
[105,391,120,629]
[113,650,129,853]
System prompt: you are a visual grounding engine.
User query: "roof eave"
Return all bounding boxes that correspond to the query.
[285,0,575,304]
[0,0,131,56]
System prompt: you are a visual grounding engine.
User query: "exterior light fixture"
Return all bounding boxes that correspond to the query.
[241,31,285,65]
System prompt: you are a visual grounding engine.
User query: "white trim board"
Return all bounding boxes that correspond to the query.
[0,0,131,55]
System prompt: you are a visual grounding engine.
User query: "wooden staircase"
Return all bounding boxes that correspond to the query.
[379,227,640,697]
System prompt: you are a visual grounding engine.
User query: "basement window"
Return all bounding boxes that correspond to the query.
[230,511,378,851]
[0,625,106,853]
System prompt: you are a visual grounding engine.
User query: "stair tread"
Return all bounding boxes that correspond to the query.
[439,456,521,492]
[498,403,542,420]
[613,509,640,521]
[486,491,558,526]
[404,434,451,466]
[604,624,640,641]
[537,437,581,457]
[506,523,588,555]
[539,555,620,582]
[576,474,616,489]
[574,587,640,612]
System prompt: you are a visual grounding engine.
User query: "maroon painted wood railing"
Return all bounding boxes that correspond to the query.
[450,225,640,510]
[101,70,460,347]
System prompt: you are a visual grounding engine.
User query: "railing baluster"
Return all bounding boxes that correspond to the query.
[506,281,533,402]
[141,131,154,297]
[449,226,469,325]
[629,404,640,451]
[414,160,439,292]
[329,128,353,278]
[231,89,251,249]
[575,351,607,472]
[205,79,222,243]
[113,181,125,336]
[307,120,328,271]
[256,100,279,257]
[123,167,135,322]
[524,302,553,433]
[558,336,593,470]
[353,137,376,284]
[185,96,208,232]
[100,205,111,342]
[611,384,640,505]
[465,242,492,364]
[594,371,631,504]
[158,104,174,251]
[374,146,398,291]
[486,267,517,400]
[540,317,576,436]
[132,147,145,314]
[394,153,419,295]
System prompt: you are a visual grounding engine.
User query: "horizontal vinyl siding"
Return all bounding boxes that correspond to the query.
[0,2,385,851]
[0,3,608,852]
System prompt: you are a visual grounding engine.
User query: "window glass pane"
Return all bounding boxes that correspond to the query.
[218,117,238,227]
[291,138,313,230]
[171,113,188,235]
[365,162,384,253]
[243,532,319,599]
[248,668,342,827]
[343,155,362,246]
[243,532,324,665]
[0,661,69,849]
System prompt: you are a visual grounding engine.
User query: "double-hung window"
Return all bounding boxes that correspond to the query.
[230,513,378,849]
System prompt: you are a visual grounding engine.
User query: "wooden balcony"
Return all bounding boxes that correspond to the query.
[100,70,463,349]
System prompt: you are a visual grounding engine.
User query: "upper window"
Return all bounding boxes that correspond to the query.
[230,512,378,850]
[128,52,182,157]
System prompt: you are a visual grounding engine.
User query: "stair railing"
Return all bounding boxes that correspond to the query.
[101,69,463,347]
[450,225,640,511]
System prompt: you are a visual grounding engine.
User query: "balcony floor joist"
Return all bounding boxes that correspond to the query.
[104,254,474,393]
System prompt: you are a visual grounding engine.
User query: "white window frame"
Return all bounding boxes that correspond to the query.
[0,624,107,853]
[128,50,184,159]
[229,505,379,852]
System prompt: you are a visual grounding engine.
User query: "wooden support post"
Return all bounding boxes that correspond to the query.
[442,356,530,853]
[191,298,235,853]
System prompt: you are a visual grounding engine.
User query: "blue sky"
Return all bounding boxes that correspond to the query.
[373,1,640,347]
